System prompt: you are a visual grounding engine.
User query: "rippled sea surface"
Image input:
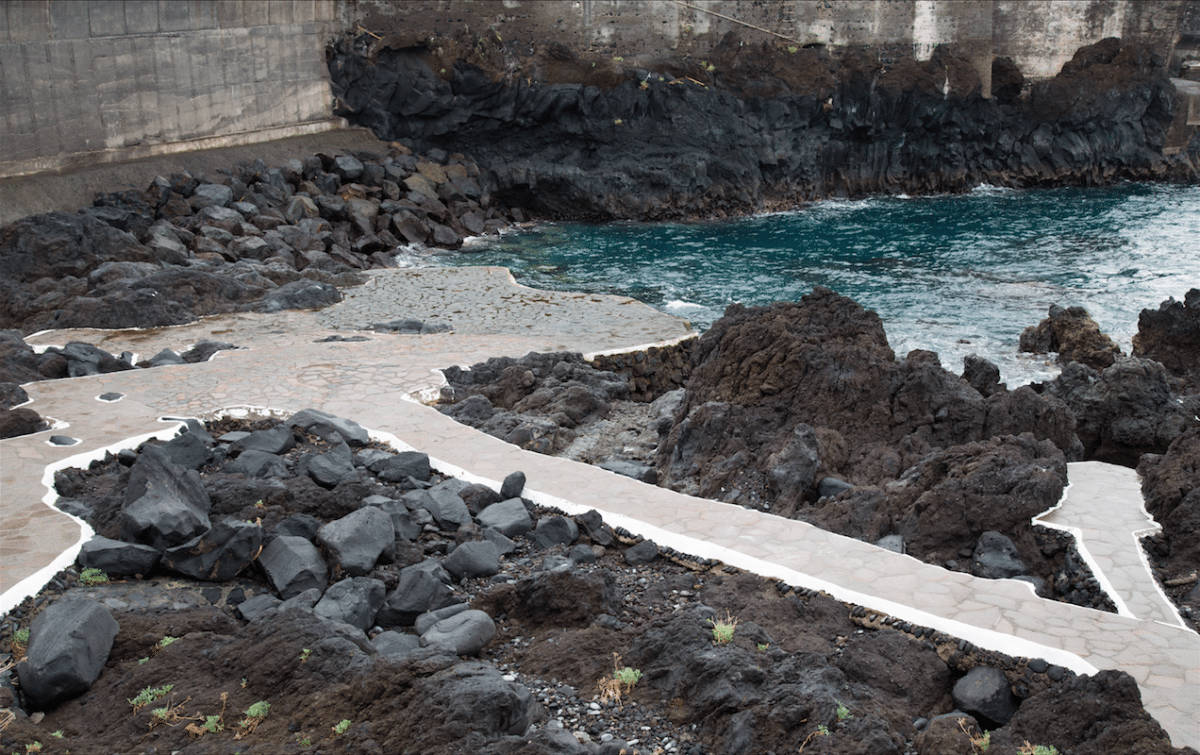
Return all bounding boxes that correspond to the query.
[423,183,1200,386]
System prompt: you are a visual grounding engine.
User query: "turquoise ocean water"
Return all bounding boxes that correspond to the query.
[414,183,1199,386]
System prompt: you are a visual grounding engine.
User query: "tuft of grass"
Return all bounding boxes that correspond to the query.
[333,718,352,735]
[79,567,108,586]
[708,612,738,644]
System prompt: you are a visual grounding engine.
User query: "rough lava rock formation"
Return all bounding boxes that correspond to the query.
[330,33,1195,220]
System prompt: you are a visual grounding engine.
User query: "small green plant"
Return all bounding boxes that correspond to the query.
[700,60,716,73]
[240,677,248,688]
[756,642,769,652]
[788,45,798,53]
[254,499,265,509]
[128,684,174,713]
[79,567,108,586]
[152,706,170,722]
[300,648,311,663]
[24,744,41,754]
[138,657,149,665]
[158,635,178,649]
[239,700,270,734]
[799,725,829,752]
[185,692,228,738]
[598,654,641,706]
[50,732,62,739]
[835,700,853,722]
[960,718,991,753]
[1018,745,1058,755]
[613,55,624,62]
[13,628,29,645]
[708,612,738,644]
[297,735,312,747]
[613,666,642,687]
[332,718,352,735]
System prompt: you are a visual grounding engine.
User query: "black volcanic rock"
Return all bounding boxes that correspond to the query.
[1133,289,1200,393]
[656,288,1081,512]
[1019,304,1123,371]
[330,35,1188,220]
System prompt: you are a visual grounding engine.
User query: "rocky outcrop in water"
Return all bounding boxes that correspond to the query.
[0,147,514,333]
[1019,304,1123,370]
[1039,358,1197,467]
[1133,288,1200,394]
[330,33,1193,220]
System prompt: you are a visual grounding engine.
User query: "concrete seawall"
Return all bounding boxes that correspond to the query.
[2,1,1196,183]
[0,0,340,178]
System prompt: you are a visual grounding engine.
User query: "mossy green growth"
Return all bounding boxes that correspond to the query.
[79,567,108,586]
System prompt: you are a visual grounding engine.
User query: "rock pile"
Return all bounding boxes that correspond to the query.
[330,34,1194,220]
[0,146,514,334]
[0,412,1187,755]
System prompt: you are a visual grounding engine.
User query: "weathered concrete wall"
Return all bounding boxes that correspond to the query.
[343,0,1188,85]
[0,1,339,178]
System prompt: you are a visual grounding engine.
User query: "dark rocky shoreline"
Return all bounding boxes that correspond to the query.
[330,33,1199,220]
[2,412,1192,755]
[434,288,1200,623]
[1,35,1197,748]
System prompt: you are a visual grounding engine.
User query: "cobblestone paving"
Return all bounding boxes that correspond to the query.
[2,268,1195,749]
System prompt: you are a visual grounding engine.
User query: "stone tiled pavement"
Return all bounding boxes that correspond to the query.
[1,268,1196,749]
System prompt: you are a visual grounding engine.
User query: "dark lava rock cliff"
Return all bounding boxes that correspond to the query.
[330,32,1194,220]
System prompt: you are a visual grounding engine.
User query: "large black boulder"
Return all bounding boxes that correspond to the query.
[16,600,120,710]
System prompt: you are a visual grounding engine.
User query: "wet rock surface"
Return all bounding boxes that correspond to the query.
[330,34,1194,221]
[1,414,1189,755]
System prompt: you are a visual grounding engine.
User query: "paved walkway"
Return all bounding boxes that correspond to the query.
[1,267,1196,749]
